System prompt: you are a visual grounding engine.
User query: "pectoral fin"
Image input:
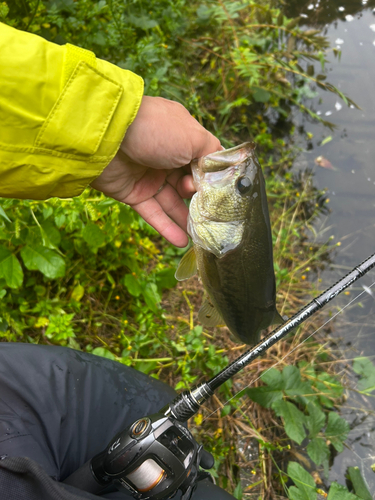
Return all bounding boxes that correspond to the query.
[175,246,197,281]
[198,299,224,327]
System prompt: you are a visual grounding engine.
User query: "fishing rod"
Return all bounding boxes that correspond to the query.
[64,252,375,500]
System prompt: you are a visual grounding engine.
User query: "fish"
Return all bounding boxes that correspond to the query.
[175,142,283,345]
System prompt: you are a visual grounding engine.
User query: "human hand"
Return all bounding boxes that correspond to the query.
[91,96,221,247]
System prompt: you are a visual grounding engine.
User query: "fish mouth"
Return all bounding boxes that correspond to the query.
[192,142,256,174]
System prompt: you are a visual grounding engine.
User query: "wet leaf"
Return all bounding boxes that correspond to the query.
[124,273,142,297]
[347,467,372,500]
[272,400,306,444]
[92,347,116,360]
[82,223,105,250]
[353,357,375,393]
[305,402,326,438]
[142,283,161,313]
[21,245,65,279]
[246,385,283,408]
[325,412,350,452]
[0,246,23,288]
[287,462,316,500]
[307,437,329,465]
[327,482,359,500]
[262,367,285,388]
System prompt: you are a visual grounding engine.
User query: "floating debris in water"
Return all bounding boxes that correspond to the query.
[301,13,308,18]
[360,42,363,45]
[335,102,342,111]
[351,169,355,173]
[368,178,371,182]
[325,110,332,116]
[345,14,354,22]
[370,25,375,32]
[335,38,344,44]
[350,104,356,108]
[315,156,335,170]
[373,41,375,46]
[317,110,322,115]
[307,4,314,10]
[338,6,345,11]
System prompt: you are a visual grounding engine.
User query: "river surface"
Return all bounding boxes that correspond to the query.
[288,0,375,492]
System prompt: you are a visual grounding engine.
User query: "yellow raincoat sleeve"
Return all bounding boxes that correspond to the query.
[0,22,144,199]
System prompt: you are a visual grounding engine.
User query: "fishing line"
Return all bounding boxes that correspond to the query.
[201,279,375,424]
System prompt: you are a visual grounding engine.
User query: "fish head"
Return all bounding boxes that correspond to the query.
[188,142,265,257]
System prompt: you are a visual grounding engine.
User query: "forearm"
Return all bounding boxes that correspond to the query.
[0,22,143,200]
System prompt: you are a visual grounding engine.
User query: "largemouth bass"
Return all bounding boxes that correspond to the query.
[175,142,282,345]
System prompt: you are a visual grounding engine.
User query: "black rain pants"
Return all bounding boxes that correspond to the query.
[0,343,236,500]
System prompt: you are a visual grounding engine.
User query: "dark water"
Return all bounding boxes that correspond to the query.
[289,0,375,492]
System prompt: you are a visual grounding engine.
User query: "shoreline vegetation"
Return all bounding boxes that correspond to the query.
[0,1,372,498]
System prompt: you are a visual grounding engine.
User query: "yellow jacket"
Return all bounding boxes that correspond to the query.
[0,23,144,199]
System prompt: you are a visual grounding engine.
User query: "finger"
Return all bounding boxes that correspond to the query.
[176,174,195,198]
[154,182,189,232]
[191,126,222,160]
[165,169,196,199]
[131,198,189,247]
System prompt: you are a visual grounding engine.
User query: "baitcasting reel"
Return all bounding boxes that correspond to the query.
[64,386,215,500]
[64,253,375,500]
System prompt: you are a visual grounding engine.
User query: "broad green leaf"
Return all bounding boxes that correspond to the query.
[21,245,65,279]
[0,206,11,222]
[124,273,142,297]
[55,214,66,228]
[261,367,284,389]
[283,365,301,389]
[283,366,314,400]
[92,347,116,360]
[347,467,372,500]
[327,481,359,500]
[0,246,23,288]
[253,87,271,103]
[272,400,306,444]
[307,437,329,465]
[246,385,283,408]
[325,412,350,452]
[353,357,375,393]
[82,223,105,250]
[287,462,316,500]
[142,283,161,313]
[288,486,309,500]
[305,402,326,438]
[118,205,134,225]
[41,221,61,247]
[43,206,53,220]
[155,267,177,290]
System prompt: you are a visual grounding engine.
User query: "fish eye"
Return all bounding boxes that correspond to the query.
[236,176,252,195]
